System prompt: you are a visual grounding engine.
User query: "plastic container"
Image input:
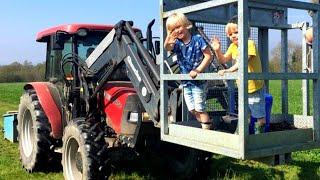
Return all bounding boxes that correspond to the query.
[3,112,18,142]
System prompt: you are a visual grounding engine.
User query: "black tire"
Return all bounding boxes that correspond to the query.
[62,118,110,180]
[18,89,57,172]
[163,143,210,179]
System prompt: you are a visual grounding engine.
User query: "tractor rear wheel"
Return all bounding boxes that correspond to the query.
[62,118,110,180]
[18,89,57,172]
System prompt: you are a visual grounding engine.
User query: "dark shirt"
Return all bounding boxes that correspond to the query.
[172,34,208,86]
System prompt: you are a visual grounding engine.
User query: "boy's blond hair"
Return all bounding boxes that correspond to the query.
[225,22,251,38]
[166,12,193,33]
[225,23,238,37]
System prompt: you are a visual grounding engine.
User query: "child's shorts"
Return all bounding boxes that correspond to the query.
[183,83,207,112]
[248,88,266,119]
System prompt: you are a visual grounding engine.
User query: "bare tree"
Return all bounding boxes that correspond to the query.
[269,41,302,72]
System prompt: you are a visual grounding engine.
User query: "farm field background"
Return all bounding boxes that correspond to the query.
[0,82,319,179]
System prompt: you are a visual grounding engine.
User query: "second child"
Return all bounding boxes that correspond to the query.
[211,16,266,133]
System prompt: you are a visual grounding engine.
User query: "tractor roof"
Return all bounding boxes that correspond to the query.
[36,24,114,42]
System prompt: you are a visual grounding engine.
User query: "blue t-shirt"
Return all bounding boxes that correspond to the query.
[172,34,208,86]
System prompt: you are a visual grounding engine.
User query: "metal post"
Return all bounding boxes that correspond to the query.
[258,28,269,92]
[160,0,169,135]
[312,10,320,141]
[281,29,288,115]
[227,4,237,113]
[302,22,310,116]
[238,0,249,159]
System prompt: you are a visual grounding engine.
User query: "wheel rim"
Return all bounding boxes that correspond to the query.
[65,137,83,180]
[21,109,34,157]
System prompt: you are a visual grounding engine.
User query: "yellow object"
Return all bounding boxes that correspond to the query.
[225,40,264,93]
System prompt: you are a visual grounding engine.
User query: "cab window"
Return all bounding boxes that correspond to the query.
[76,32,107,61]
[45,37,72,80]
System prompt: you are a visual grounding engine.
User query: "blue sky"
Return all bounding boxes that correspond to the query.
[0,0,159,65]
[0,0,313,65]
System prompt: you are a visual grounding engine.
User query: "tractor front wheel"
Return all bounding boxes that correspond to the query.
[62,118,110,180]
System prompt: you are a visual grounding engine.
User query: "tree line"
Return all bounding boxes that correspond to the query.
[0,60,45,83]
[0,41,304,83]
[269,40,303,73]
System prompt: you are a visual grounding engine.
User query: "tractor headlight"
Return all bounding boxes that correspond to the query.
[128,112,139,123]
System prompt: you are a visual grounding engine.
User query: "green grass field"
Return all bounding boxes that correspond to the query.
[0,82,319,180]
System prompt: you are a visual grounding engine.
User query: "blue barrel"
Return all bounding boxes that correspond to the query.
[249,93,273,134]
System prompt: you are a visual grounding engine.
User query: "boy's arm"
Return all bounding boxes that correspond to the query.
[215,50,232,64]
[195,47,212,72]
[225,61,238,72]
[211,36,232,64]
[218,62,238,76]
[189,47,212,78]
[221,55,253,75]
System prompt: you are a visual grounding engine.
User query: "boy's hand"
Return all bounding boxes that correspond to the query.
[217,69,226,76]
[167,30,178,44]
[164,30,178,51]
[211,36,221,51]
[189,70,199,79]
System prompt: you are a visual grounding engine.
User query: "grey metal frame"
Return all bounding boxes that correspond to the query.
[302,22,310,116]
[160,0,320,159]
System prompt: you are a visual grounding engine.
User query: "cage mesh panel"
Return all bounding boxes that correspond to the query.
[196,23,229,53]
[195,22,259,50]
[205,85,239,116]
[194,22,257,116]
[206,86,228,116]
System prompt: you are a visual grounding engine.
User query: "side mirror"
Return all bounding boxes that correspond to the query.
[155,40,160,55]
[51,31,68,50]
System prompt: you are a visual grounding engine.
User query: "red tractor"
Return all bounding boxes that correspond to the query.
[17,20,209,179]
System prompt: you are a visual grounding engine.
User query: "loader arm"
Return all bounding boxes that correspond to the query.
[85,20,160,124]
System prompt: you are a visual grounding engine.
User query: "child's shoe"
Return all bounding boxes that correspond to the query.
[201,121,213,130]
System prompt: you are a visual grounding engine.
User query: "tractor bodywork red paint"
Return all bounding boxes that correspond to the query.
[103,82,136,133]
[36,24,140,42]
[25,82,62,138]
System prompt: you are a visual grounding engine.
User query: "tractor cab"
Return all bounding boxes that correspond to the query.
[36,24,114,82]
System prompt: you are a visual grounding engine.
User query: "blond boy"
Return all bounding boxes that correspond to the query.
[211,16,266,133]
[164,13,213,129]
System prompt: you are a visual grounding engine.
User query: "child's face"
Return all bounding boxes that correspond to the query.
[226,23,239,45]
[305,28,313,45]
[170,24,190,41]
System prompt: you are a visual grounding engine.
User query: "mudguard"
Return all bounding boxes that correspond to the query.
[24,82,63,139]
[103,82,136,133]
[103,82,144,135]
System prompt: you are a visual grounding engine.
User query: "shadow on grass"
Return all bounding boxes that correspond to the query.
[109,152,173,180]
[290,159,320,179]
[110,153,288,180]
[207,155,285,180]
